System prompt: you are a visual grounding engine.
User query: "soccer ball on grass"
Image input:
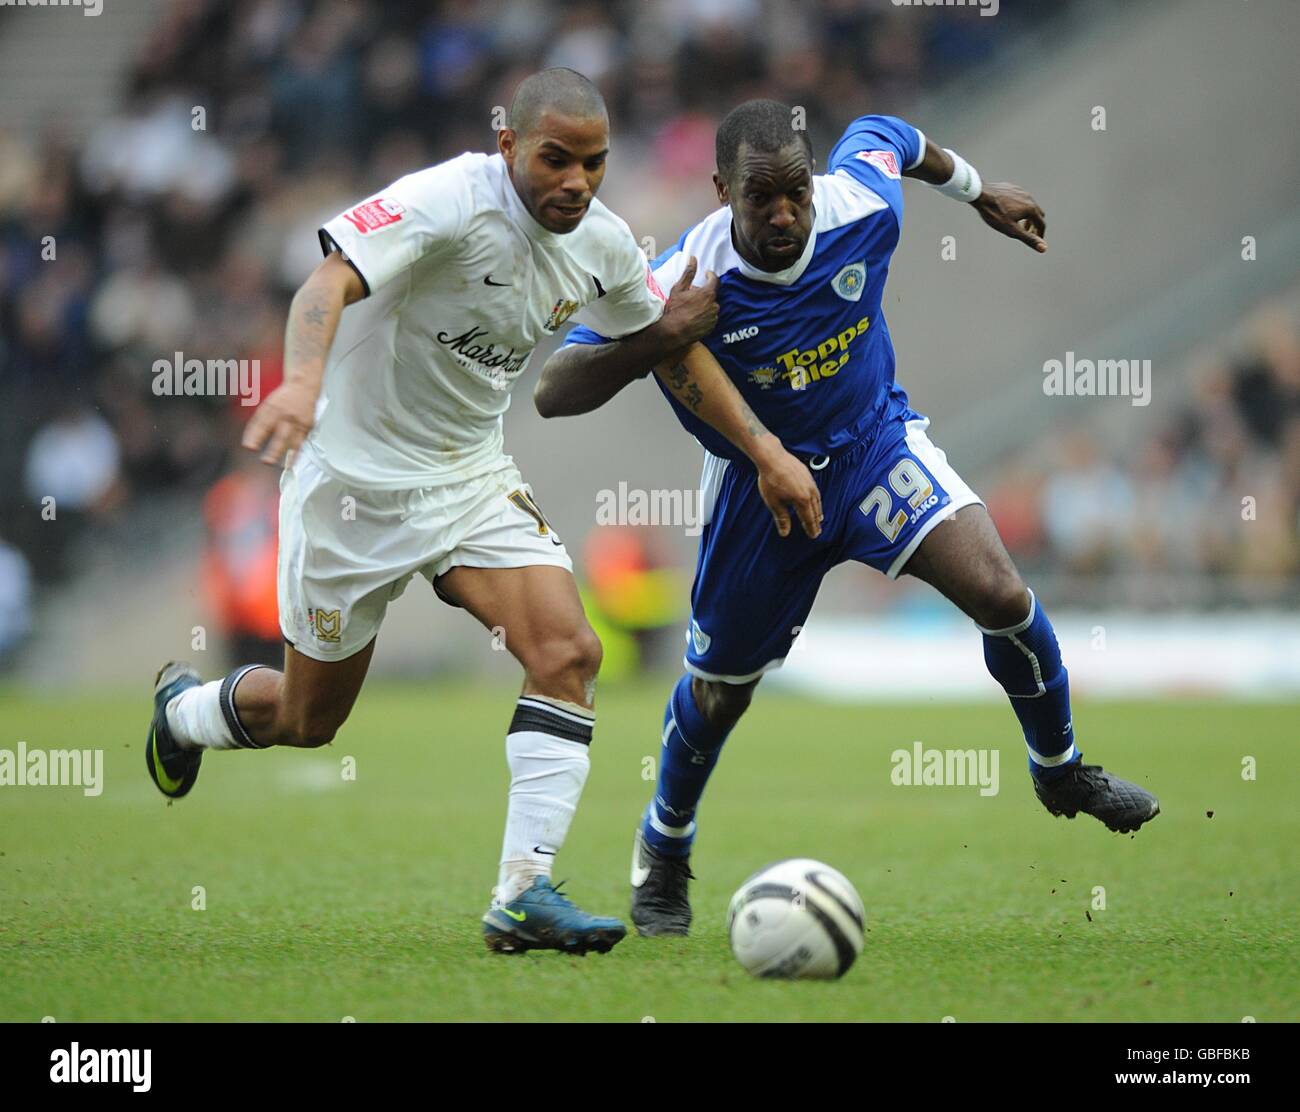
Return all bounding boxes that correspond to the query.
[726,858,865,979]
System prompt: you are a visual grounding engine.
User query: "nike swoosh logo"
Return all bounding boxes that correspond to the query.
[483,275,510,287]
[151,729,184,794]
[533,845,556,856]
[500,908,526,922]
[630,831,650,888]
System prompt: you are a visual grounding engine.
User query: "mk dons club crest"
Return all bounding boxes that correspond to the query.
[308,607,341,643]
[832,261,866,302]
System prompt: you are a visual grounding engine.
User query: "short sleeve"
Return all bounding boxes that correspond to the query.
[318,161,472,296]
[570,229,667,340]
[562,322,610,347]
[828,115,925,192]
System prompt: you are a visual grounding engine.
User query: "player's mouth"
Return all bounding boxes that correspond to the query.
[765,237,802,260]
[549,200,589,222]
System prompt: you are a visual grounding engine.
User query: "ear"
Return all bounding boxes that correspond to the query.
[498,127,517,164]
[713,173,728,206]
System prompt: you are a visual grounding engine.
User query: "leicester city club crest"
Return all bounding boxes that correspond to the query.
[831,261,866,302]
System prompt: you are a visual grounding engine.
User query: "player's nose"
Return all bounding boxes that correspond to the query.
[769,203,797,232]
[560,169,590,199]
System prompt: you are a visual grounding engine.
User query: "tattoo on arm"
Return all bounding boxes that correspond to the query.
[285,287,333,369]
[663,362,705,413]
[740,399,768,440]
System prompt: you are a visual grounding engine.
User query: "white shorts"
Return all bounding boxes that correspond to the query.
[278,447,573,661]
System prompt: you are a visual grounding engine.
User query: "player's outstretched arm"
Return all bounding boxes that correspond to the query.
[904,140,1047,253]
[242,251,365,466]
[534,256,718,417]
[655,346,823,540]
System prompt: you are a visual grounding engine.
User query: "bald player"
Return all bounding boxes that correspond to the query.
[143,69,819,955]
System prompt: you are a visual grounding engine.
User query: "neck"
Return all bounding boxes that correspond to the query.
[506,166,532,215]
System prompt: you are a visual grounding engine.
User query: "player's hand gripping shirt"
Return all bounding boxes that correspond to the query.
[312,152,666,489]
[563,116,925,461]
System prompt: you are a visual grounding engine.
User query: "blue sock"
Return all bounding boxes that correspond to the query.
[642,674,733,858]
[979,590,1082,782]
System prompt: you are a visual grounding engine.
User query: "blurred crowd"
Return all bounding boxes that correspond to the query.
[0,0,1293,670]
[984,305,1300,607]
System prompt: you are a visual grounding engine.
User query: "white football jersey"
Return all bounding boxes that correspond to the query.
[309,152,667,489]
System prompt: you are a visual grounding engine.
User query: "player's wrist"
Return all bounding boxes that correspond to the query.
[643,312,693,358]
[746,434,788,471]
[933,149,983,203]
[282,365,325,392]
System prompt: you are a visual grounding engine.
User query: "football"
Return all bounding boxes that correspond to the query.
[726,859,866,979]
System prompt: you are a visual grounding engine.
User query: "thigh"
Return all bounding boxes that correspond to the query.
[435,562,590,648]
[842,416,984,580]
[901,503,1027,625]
[434,563,597,706]
[428,467,594,681]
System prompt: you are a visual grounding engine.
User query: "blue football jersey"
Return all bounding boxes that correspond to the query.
[563,115,926,460]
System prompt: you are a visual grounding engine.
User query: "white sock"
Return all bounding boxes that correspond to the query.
[165,666,267,751]
[494,696,594,904]
[166,682,236,750]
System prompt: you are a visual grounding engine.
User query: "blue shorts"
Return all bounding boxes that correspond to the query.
[684,401,982,683]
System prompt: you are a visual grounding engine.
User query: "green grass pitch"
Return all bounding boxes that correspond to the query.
[1,681,1296,1022]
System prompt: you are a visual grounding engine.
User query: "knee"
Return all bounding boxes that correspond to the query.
[524,624,603,694]
[973,574,1033,631]
[691,677,755,730]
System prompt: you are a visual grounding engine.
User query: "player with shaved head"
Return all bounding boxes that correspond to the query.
[144,70,821,955]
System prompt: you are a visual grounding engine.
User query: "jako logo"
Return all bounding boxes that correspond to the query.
[50,1044,150,1092]
[723,326,759,344]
